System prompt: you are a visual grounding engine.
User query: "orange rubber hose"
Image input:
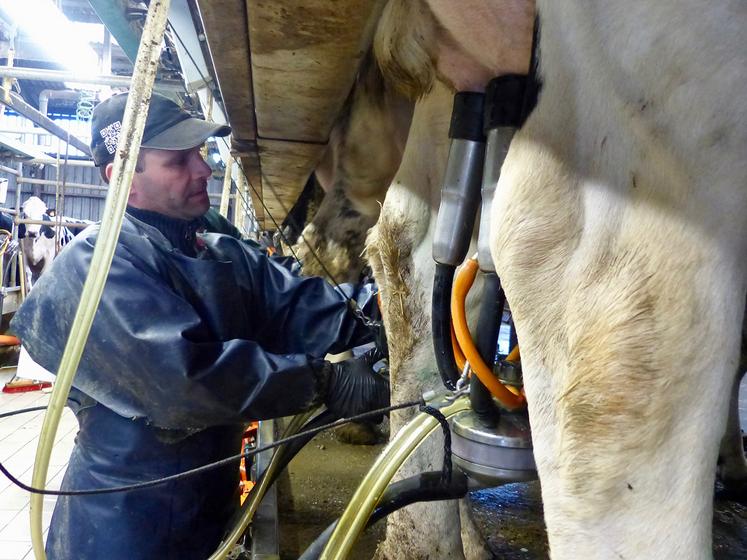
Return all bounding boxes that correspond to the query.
[506,344,520,362]
[450,324,467,373]
[451,258,525,409]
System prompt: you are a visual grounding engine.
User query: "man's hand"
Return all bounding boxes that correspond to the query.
[324,349,390,419]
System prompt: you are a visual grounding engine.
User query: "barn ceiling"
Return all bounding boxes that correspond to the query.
[0,0,383,229]
[195,0,386,228]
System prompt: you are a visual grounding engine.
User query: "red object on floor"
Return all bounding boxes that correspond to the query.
[0,334,20,346]
[2,380,53,393]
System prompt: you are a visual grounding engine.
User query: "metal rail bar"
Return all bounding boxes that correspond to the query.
[0,67,184,92]
[0,86,91,156]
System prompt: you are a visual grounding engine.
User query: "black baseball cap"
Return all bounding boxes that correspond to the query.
[90,92,231,166]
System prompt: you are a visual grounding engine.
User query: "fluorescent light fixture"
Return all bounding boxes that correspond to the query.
[1,0,101,84]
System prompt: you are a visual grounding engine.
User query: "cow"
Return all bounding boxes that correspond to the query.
[290,53,413,285]
[19,196,90,285]
[362,0,746,558]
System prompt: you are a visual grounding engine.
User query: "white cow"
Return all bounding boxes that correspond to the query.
[492,1,747,557]
[19,196,86,286]
[364,0,747,558]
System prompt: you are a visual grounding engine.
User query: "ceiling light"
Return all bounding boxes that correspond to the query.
[1,0,101,79]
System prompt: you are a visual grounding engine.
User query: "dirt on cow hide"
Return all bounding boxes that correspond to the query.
[277,437,747,559]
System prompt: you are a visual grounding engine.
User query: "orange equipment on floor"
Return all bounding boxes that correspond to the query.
[239,421,260,504]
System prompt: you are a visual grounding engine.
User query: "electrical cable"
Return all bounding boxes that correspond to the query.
[0,398,425,497]
[0,405,47,420]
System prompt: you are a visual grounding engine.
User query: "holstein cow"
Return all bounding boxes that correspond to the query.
[291,53,413,284]
[19,196,87,285]
[365,0,746,559]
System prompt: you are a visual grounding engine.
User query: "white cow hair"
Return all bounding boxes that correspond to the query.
[365,0,747,558]
[491,1,747,557]
[21,196,48,236]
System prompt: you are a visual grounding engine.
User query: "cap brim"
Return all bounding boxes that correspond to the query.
[142,117,231,151]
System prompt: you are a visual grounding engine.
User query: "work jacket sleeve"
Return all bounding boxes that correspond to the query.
[10,230,348,430]
[201,233,373,356]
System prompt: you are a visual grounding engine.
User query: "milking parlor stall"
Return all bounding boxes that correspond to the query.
[0,0,746,559]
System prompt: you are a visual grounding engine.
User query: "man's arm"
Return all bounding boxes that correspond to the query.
[11,232,329,430]
[202,233,373,357]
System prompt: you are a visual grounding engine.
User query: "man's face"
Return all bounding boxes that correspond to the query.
[119,146,213,220]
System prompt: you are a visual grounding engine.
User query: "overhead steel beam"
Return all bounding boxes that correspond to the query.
[0,86,91,156]
[87,0,141,64]
[0,67,184,92]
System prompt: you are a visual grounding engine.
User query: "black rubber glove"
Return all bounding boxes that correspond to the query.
[324,349,390,420]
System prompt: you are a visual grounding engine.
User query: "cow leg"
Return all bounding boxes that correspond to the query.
[366,81,476,560]
[459,499,492,560]
[494,140,744,558]
[717,321,747,494]
[491,2,747,557]
[368,190,466,560]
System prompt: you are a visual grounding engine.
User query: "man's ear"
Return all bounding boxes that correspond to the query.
[105,162,114,182]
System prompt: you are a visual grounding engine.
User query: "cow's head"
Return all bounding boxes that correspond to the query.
[20,196,49,238]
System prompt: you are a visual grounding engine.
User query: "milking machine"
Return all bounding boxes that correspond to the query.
[449,75,536,488]
[432,91,486,391]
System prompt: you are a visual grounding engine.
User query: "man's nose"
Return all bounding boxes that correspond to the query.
[193,154,213,179]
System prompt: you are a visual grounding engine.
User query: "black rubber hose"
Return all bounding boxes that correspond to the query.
[298,470,470,560]
[432,263,460,390]
[470,272,504,427]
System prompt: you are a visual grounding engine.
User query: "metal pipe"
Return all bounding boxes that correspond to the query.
[13,219,90,229]
[3,40,14,108]
[219,158,233,218]
[320,395,471,560]
[0,165,20,176]
[0,86,91,156]
[10,163,21,289]
[17,177,106,191]
[234,168,247,231]
[102,29,112,76]
[0,67,184,92]
[29,2,172,558]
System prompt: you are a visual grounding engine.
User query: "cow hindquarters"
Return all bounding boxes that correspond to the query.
[493,138,744,559]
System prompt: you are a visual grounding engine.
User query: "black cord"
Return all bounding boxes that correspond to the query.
[419,404,452,483]
[0,399,424,497]
[0,406,47,420]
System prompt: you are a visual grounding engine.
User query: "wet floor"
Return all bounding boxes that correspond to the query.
[278,375,747,558]
[279,437,747,559]
[277,429,386,559]
[468,482,747,559]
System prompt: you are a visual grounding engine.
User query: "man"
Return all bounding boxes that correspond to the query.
[11,92,389,559]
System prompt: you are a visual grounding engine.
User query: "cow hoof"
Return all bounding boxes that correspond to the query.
[334,421,381,445]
